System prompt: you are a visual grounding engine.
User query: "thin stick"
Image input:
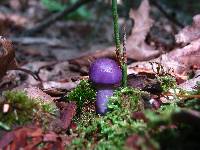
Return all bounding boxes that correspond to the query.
[150,0,184,28]
[122,25,127,87]
[14,68,42,82]
[21,0,93,36]
[112,0,127,87]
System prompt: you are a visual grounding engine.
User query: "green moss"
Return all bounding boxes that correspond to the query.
[0,91,58,130]
[67,87,148,149]
[157,75,177,92]
[145,103,180,128]
[67,80,96,114]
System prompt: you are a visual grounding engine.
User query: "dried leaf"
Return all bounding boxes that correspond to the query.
[0,131,14,149]
[24,87,55,102]
[52,102,77,132]
[69,0,160,67]
[42,81,79,91]
[43,132,58,142]
[23,137,42,150]
[128,38,200,78]
[125,134,157,150]
[60,102,77,130]
[0,37,18,80]
[178,74,200,91]
[176,14,200,44]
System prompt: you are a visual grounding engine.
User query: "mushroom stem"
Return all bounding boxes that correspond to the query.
[96,86,113,115]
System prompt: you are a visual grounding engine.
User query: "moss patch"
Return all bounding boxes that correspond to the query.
[67,80,96,114]
[0,91,58,130]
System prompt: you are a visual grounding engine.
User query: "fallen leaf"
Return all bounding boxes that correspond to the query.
[43,132,58,142]
[69,0,160,68]
[125,134,156,150]
[0,131,14,149]
[60,102,77,130]
[132,111,148,122]
[176,14,200,44]
[42,80,80,91]
[52,102,77,132]
[178,75,200,91]
[23,136,42,150]
[0,37,18,80]
[24,87,55,102]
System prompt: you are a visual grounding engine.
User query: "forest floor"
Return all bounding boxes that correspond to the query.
[0,0,200,149]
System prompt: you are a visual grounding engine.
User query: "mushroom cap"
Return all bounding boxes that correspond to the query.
[89,58,122,85]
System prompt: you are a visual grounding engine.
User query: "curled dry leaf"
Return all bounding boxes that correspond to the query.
[0,126,43,149]
[128,37,200,78]
[0,37,18,80]
[69,0,160,68]
[176,14,200,44]
[128,14,200,81]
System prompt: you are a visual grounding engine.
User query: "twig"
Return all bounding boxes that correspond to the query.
[122,25,127,87]
[150,0,184,28]
[112,0,127,87]
[21,0,93,36]
[14,68,42,82]
[165,93,200,100]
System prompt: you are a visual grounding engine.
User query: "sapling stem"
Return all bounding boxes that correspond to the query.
[112,0,127,87]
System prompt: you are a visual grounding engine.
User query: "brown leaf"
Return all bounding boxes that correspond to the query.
[0,37,18,80]
[43,132,58,142]
[24,87,55,102]
[176,14,200,44]
[12,128,27,149]
[60,102,77,130]
[178,73,200,91]
[128,38,200,79]
[0,131,14,149]
[23,137,42,150]
[52,102,77,132]
[132,111,148,122]
[125,134,157,150]
[69,0,160,68]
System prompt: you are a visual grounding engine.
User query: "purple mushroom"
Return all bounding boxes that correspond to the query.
[89,58,122,115]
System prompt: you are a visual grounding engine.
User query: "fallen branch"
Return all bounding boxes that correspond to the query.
[21,0,93,36]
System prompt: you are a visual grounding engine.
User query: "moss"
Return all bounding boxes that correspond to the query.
[67,87,148,150]
[157,75,177,92]
[67,86,189,150]
[0,91,58,130]
[67,80,96,114]
[145,103,180,128]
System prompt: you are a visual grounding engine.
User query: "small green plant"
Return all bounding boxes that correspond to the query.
[67,80,96,114]
[0,91,58,129]
[41,0,92,20]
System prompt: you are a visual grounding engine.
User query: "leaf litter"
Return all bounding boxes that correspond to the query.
[0,0,200,149]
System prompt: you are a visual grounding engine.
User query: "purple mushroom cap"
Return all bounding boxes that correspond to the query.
[89,58,122,115]
[89,58,122,85]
